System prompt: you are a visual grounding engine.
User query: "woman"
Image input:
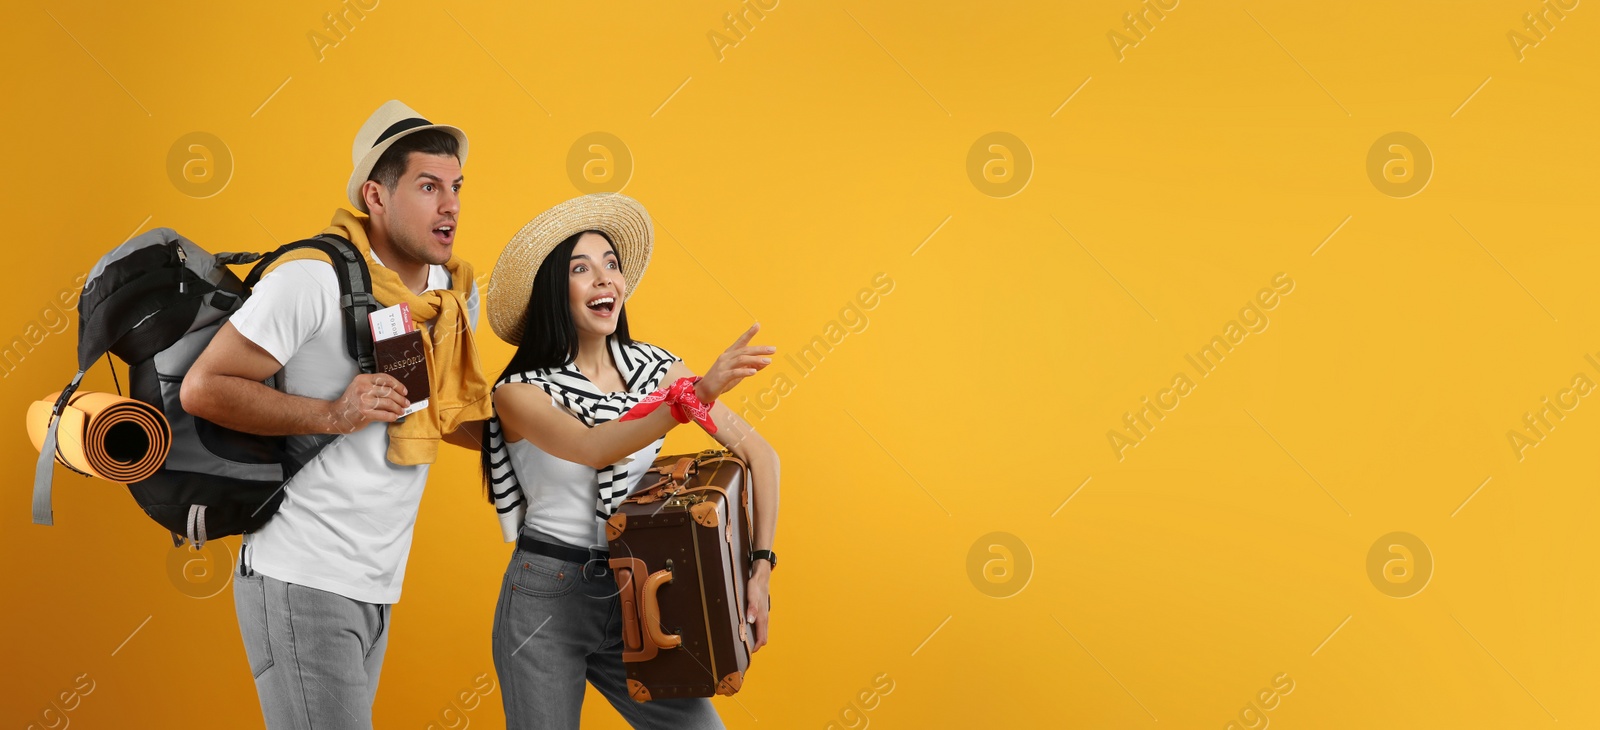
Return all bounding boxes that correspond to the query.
[480,193,780,729]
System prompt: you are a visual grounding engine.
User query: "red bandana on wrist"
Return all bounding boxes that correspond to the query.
[619,376,717,434]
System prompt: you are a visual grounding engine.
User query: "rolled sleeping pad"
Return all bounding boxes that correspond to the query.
[27,391,170,484]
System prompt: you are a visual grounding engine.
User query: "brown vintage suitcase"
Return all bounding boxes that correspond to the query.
[606,448,755,702]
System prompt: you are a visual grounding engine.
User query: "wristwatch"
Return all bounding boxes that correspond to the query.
[750,549,777,570]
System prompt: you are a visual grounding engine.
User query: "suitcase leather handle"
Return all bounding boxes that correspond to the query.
[610,558,659,663]
[642,569,682,650]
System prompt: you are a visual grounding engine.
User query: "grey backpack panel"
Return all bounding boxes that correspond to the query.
[33,230,374,548]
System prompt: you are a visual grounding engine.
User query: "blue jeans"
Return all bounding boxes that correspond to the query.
[233,571,390,729]
[491,545,725,729]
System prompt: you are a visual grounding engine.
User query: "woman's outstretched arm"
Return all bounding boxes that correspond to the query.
[494,324,775,469]
[495,361,694,468]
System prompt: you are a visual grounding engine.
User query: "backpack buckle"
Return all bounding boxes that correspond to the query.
[51,371,85,416]
[341,292,380,310]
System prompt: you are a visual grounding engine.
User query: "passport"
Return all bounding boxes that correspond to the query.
[374,328,430,417]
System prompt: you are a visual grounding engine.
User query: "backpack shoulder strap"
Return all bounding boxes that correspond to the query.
[241,235,379,493]
[244,235,378,375]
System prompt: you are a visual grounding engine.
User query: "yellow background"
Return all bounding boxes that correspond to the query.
[4,0,1597,727]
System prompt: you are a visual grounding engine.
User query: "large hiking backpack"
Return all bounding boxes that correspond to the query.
[31,227,380,547]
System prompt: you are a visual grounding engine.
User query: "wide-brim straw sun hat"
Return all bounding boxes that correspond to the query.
[487,193,654,346]
[346,100,469,213]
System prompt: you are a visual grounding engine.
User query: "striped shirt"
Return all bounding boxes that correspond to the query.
[485,337,679,543]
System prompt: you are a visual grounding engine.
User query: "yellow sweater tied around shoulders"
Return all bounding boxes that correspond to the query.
[262,209,492,465]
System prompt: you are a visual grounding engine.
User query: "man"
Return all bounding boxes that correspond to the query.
[182,100,491,729]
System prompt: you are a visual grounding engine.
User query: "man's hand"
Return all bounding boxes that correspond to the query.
[325,373,410,434]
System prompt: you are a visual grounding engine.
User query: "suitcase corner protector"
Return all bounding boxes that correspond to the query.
[690,500,720,528]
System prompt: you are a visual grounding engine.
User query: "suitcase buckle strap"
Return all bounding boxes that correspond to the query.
[669,457,695,483]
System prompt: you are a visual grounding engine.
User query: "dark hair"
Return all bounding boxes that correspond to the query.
[367,129,460,192]
[482,230,633,498]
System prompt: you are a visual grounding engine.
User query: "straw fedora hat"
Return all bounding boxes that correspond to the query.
[346,100,469,213]
[487,193,654,346]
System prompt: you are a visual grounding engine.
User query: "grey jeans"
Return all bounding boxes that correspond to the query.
[491,545,725,729]
[233,570,390,729]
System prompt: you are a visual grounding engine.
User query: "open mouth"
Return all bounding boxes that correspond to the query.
[432,225,454,244]
[585,295,616,317]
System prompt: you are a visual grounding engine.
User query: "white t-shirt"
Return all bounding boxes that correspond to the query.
[230,255,479,605]
[506,436,665,549]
